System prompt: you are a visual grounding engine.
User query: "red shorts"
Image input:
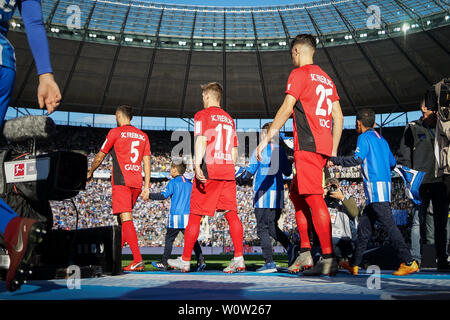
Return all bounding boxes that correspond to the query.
[293,150,327,195]
[112,185,141,215]
[190,179,237,216]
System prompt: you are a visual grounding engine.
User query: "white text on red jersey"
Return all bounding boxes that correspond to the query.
[310,73,333,88]
[210,114,233,126]
[120,132,146,141]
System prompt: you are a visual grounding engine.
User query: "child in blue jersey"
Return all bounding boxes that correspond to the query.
[0,0,61,292]
[329,109,418,276]
[236,123,294,272]
[150,162,204,271]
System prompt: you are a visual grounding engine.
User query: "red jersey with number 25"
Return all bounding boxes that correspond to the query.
[194,107,238,181]
[285,64,339,157]
[100,125,151,188]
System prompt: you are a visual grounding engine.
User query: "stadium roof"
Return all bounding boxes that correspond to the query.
[7,0,450,118]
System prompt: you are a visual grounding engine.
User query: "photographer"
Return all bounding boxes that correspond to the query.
[397,91,450,271]
[324,178,359,263]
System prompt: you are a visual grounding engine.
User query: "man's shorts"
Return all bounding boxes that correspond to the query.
[190,179,237,216]
[112,185,141,215]
[293,150,328,195]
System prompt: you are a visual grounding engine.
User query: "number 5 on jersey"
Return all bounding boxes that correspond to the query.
[131,140,140,163]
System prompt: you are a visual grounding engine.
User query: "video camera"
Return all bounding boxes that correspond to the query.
[425,78,450,121]
[1,115,87,201]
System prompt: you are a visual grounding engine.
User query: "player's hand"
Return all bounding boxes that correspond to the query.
[141,188,150,201]
[327,160,334,168]
[38,73,61,115]
[195,166,207,184]
[86,171,93,184]
[255,141,267,162]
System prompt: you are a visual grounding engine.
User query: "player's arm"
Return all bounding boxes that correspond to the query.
[331,100,344,157]
[194,135,208,183]
[256,94,297,161]
[141,155,151,201]
[150,180,172,200]
[329,135,367,168]
[20,0,61,114]
[87,151,107,182]
[236,151,259,186]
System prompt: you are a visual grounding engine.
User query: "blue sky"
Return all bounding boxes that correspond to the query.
[145,0,312,6]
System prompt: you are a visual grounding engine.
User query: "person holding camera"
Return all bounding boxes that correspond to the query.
[397,92,450,271]
[324,178,359,263]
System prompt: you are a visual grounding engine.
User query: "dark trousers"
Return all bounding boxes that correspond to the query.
[352,202,412,267]
[163,228,202,264]
[254,208,292,263]
[419,182,449,262]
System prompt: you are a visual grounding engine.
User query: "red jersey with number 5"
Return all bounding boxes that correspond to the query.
[194,107,238,180]
[100,125,151,188]
[285,64,339,157]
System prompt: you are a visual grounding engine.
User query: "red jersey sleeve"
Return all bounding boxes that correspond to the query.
[285,69,304,100]
[330,82,340,102]
[194,111,207,137]
[100,129,117,154]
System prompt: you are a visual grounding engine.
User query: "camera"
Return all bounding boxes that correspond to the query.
[425,78,450,121]
[328,184,338,193]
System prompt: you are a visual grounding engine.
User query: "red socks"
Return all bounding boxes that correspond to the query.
[292,193,334,255]
[293,198,313,250]
[225,210,244,257]
[182,211,244,260]
[122,220,142,263]
[182,214,202,261]
[304,194,333,255]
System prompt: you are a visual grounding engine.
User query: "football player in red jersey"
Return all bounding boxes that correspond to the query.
[256,34,344,276]
[168,82,245,273]
[87,105,151,271]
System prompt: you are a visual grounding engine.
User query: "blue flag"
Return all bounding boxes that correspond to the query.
[394,165,425,205]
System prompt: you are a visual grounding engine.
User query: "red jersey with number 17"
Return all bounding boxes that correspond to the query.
[100,125,151,188]
[285,64,339,157]
[194,107,238,180]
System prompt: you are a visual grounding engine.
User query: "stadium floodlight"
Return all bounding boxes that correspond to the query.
[261,43,269,47]
[246,43,253,47]
[445,16,449,21]
[195,42,203,46]
[107,35,116,40]
[344,35,352,40]
[213,42,218,47]
[125,37,133,42]
[402,23,410,32]
[143,39,151,43]
[278,41,286,46]
[228,43,235,47]
[178,41,187,46]
[378,30,385,35]
[11,21,16,27]
[89,33,97,38]
[330,38,334,42]
[426,21,431,26]
[394,27,401,32]
[360,33,367,38]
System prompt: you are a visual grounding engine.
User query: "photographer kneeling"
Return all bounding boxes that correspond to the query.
[324,178,359,263]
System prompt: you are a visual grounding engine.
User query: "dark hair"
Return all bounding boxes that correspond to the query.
[262,122,272,130]
[290,34,317,51]
[116,105,133,120]
[356,108,375,128]
[325,178,339,186]
[172,162,186,175]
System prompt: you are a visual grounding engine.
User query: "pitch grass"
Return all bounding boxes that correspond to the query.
[122,254,290,271]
